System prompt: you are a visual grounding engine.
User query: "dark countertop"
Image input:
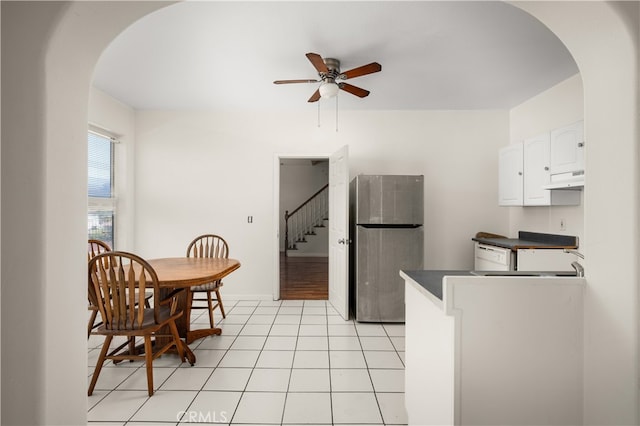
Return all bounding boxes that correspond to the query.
[472,231,578,251]
[401,268,579,301]
[469,270,577,277]
[401,270,471,300]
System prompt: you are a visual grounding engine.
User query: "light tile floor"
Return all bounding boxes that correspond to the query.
[88,299,407,425]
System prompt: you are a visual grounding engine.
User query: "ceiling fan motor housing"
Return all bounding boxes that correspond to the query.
[322,58,342,82]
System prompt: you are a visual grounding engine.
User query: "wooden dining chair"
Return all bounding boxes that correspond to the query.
[186,234,229,329]
[87,239,112,338]
[87,239,152,338]
[87,251,187,397]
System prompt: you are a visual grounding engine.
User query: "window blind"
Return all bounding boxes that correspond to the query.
[88,131,113,198]
[88,129,116,247]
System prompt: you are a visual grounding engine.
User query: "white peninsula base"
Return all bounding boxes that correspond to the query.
[402,271,585,426]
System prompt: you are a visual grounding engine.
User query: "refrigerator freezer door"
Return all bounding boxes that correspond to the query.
[355,226,424,322]
[355,175,424,225]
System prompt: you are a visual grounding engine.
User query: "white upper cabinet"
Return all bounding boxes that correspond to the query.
[550,120,584,175]
[500,126,581,207]
[523,133,551,206]
[498,143,523,206]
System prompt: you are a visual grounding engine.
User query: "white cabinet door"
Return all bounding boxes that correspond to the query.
[523,133,551,206]
[517,249,577,271]
[498,144,523,206]
[550,121,584,175]
[328,145,349,320]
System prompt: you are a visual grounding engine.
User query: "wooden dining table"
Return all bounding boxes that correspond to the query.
[129,257,241,364]
[148,257,241,343]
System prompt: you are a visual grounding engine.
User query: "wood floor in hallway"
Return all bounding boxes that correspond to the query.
[280,253,328,300]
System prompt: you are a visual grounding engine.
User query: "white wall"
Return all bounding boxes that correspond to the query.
[279,161,329,252]
[508,74,585,242]
[88,87,137,251]
[1,3,65,424]
[133,109,509,297]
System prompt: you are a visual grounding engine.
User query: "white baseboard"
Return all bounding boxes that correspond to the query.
[223,293,275,301]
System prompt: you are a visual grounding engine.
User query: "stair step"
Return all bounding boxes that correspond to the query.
[287,220,328,257]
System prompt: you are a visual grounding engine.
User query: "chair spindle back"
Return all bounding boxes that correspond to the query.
[186,234,229,259]
[88,239,112,311]
[88,251,162,330]
[88,239,111,261]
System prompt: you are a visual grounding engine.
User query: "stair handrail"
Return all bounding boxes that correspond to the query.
[286,183,329,219]
[284,183,329,256]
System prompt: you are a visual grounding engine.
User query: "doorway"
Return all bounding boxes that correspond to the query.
[278,157,329,299]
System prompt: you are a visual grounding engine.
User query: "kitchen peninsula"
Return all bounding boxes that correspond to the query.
[401,270,585,425]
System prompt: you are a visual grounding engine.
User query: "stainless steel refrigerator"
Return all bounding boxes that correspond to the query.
[349,175,424,322]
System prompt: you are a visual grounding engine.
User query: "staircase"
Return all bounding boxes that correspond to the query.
[287,219,329,257]
[285,184,329,257]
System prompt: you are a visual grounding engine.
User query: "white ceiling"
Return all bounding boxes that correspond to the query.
[92,1,579,111]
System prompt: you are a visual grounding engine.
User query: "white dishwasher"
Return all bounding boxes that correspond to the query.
[474,242,515,271]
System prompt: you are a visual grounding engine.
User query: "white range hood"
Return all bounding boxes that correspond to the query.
[543,170,584,190]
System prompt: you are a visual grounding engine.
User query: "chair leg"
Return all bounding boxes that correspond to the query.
[144,335,154,396]
[215,289,226,318]
[88,335,112,396]
[206,290,215,329]
[128,336,138,358]
[169,320,186,364]
[88,310,98,339]
[185,289,194,333]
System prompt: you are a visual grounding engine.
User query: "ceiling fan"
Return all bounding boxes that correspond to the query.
[274,52,382,103]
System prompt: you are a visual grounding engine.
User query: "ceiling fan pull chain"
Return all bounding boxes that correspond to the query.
[317,101,321,128]
[335,95,339,132]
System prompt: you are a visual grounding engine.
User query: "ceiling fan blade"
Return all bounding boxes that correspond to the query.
[341,62,382,80]
[306,52,329,74]
[307,89,321,103]
[274,79,319,84]
[339,83,370,98]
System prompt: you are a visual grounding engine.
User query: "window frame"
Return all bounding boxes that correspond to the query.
[87,126,118,247]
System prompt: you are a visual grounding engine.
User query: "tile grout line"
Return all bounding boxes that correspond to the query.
[322,301,335,426]
[355,322,388,426]
[86,337,143,409]
[228,301,274,425]
[174,300,248,424]
[279,299,308,425]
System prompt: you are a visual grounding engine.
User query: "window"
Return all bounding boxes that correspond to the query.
[88,129,116,248]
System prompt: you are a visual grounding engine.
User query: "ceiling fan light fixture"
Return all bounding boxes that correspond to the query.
[319,81,339,99]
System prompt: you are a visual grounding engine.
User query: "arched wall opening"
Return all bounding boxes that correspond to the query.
[513,3,639,424]
[1,2,637,425]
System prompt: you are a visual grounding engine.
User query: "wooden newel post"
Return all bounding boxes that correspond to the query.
[284,210,289,256]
